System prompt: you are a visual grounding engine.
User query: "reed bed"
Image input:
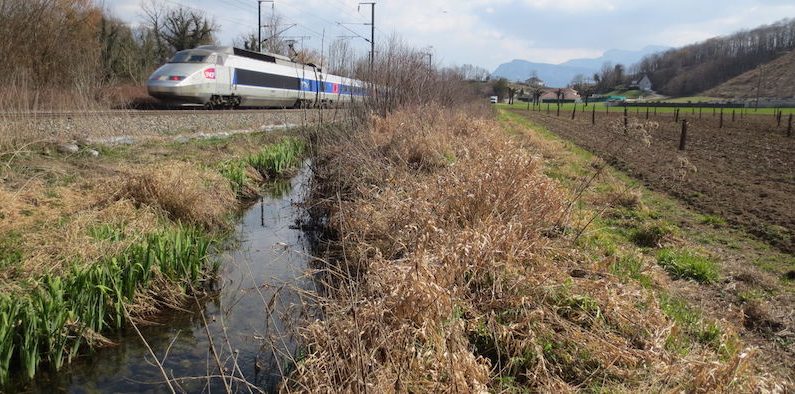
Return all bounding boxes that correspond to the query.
[0,226,211,383]
[287,105,758,392]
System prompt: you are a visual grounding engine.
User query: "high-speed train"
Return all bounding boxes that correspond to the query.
[147,46,366,108]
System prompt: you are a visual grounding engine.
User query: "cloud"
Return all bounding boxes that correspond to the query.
[105,0,794,71]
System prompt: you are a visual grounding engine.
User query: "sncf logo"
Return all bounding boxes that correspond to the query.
[204,68,216,80]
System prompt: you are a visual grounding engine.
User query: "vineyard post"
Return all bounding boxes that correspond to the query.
[527,99,530,111]
[654,107,657,115]
[636,107,639,114]
[547,103,550,114]
[719,109,724,129]
[556,103,560,117]
[679,119,688,150]
[713,107,716,116]
[645,107,649,119]
[699,107,702,119]
[732,110,735,122]
[788,114,792,137]
[691,107,694,114]
[674,108,679,123]
[777,110,782,127]
[592,105,595,125]
[571,104,576,119]
[623,107,628,129]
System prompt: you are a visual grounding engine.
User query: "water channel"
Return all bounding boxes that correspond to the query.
[17,164,316,393]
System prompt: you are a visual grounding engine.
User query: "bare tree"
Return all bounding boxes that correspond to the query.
[142,0,216,62]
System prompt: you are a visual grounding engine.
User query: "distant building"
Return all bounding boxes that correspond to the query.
[631,75,653,92]
[539,88,581,102]
[525,76,545,87]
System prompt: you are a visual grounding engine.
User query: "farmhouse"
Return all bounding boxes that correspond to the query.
[631,74,653,91]
[539,88,581,102]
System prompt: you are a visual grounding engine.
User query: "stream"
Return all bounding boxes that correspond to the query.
[17,164,316,393]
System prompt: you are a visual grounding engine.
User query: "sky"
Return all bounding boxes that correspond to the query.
[104,0,795,71]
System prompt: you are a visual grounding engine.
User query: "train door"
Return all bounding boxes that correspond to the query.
[212,55,231,97]
[313,67,320,106]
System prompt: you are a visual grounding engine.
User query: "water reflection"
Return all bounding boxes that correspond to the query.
[17,164,316,393]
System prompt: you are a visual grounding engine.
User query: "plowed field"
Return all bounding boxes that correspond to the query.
[510,108,795,253]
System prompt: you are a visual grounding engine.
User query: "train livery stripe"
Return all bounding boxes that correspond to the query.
[234,68,367,96]
[234,69,300,90]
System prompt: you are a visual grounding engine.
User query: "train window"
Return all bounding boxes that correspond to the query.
[169,51,210,63]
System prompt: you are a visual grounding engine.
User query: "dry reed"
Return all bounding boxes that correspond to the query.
[287,105,758,392]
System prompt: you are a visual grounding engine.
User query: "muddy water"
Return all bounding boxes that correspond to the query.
[18,165,316,393]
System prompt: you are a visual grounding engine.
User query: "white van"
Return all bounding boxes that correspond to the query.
[489,96,498,104]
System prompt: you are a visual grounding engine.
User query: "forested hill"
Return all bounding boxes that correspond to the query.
[635,18,795,97]
[705,49,795,99]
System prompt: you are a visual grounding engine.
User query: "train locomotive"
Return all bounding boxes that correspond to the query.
[147,45,366,108]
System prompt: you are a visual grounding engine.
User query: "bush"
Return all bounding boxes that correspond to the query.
[657,248,719,283]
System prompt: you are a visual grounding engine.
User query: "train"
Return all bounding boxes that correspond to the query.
[146,45,366,109]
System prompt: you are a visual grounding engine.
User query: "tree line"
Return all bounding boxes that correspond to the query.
[0,0,217,108]
[635,18,795,97]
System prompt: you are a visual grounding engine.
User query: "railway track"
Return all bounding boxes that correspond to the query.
[0,108,313,119]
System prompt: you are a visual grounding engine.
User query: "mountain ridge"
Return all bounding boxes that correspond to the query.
[492,45,670,87]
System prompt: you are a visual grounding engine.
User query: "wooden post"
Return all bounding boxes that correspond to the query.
[777,110,782,127]
[571,104,576,119]
[623,107,628,129]
[592,105,596,125]
[654,107,657,115]
[556,103,560,117]
[546,103,550,114]
[645,107,649,119]
[719,109,724,128]
[788,114,792,137]
[674,108,679,123]
[636,107,639,114]
[679,119,688,150]
[732,110,735,122]
[699,107,702,119]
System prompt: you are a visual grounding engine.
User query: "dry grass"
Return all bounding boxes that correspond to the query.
[288,105,759,392]
[115,161,236,230]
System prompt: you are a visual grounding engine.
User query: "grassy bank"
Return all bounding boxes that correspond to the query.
[0,131,305,384]
[499,109,794,385]
[286,104,769,391]
[503,101,795,115]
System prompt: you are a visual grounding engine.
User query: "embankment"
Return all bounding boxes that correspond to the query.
[287,104,768,391]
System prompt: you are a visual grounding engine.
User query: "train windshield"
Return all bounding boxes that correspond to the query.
[168,51,212,63]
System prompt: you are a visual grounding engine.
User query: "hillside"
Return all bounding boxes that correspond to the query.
[705,50,795,99]
[492,46,668,87]
[638,18,795,97]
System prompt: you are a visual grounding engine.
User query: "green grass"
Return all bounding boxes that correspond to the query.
[657,248,719,283]
[0,226,214,384]
[216,137,305,198]
[699,214,727,228]
[247,137,305,178]
[659,294,725,355]
[629,221,677,248]
[497,101,795,115]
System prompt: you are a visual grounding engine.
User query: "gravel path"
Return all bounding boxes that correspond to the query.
[2,109,349,145]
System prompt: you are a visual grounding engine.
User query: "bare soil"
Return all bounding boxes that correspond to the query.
[510,108,795,254]
[706,49,795,99]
